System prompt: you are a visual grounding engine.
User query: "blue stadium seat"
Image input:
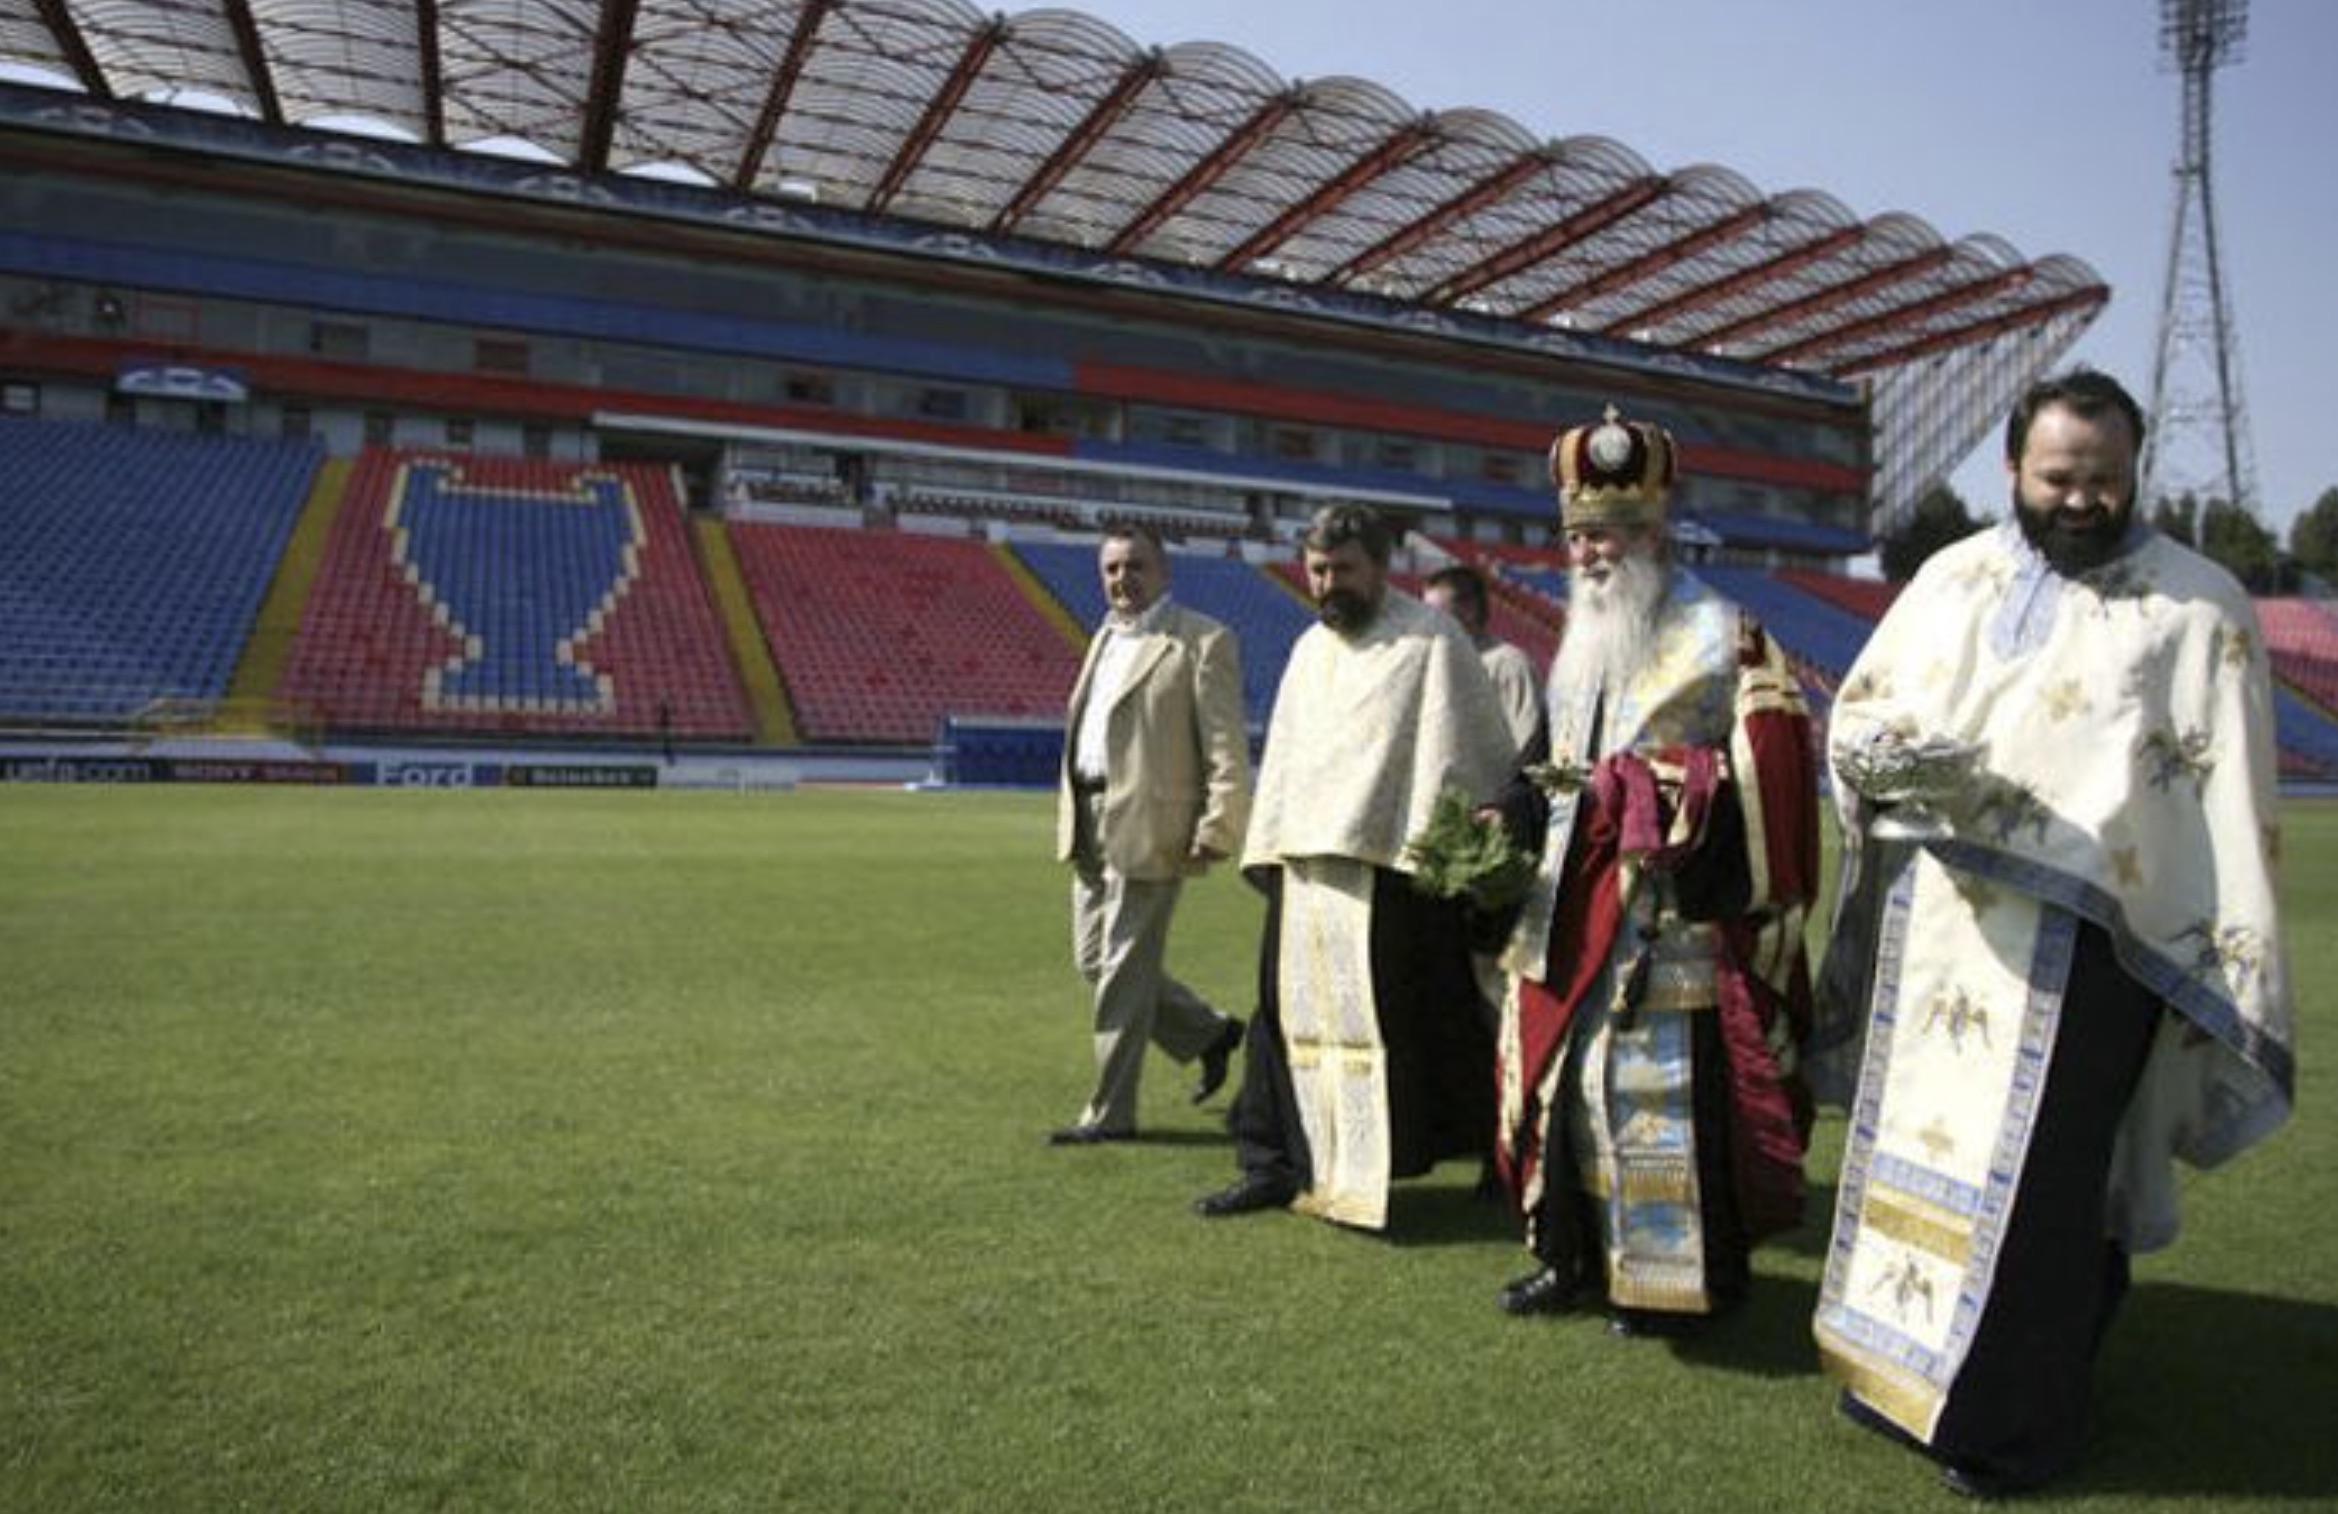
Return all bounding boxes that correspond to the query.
[1687,564,1877,679]
[1012,540,1308,728]
[0,418,318,722]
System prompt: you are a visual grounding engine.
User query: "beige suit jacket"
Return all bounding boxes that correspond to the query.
[1056,601,1251,882]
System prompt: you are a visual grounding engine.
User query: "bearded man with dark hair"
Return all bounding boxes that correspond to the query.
[1193,503,1518,1230]
[1815,367,2295,1498]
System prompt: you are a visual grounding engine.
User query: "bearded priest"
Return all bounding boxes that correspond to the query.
[1812,368,2294,1499]
[1484,405,1823,1339]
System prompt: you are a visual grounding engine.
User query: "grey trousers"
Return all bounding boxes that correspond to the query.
[1069,794,1229,1132]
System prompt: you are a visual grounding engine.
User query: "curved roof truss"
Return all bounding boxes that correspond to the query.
[0,0,2110,521]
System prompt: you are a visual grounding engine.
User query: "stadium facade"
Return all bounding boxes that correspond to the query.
[35,4,2338,786]
[0,0,2109,547]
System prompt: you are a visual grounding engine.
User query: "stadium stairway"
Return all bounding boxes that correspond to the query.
[227,453,351,719]
[693,514,798,747]
[994,543,1090,651]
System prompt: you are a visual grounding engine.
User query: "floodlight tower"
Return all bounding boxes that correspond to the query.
[2142,0,2258,516]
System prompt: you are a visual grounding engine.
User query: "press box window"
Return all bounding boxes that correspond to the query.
[916,387,967,421]
[474,336,530,377]
[312,320,370,360]
[784,371,835,406]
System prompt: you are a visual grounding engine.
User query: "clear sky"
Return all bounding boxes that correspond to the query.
[1057,0,2337,537]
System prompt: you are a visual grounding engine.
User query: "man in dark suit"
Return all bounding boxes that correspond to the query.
[1050,525,1251,1144]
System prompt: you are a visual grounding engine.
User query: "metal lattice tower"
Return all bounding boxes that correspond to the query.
[2143,0,2259,515]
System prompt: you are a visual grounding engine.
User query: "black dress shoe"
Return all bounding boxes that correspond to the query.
[1193,1170,1296,1217]
[1047,1123,1133,1146]
[1496,1266,1582,1317]
[1192,1018,1244,1105]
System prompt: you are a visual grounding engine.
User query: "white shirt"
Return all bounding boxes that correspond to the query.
[1072,596,1172,784]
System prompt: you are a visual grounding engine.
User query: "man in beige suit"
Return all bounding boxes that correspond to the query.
[1052,525,1252,1145]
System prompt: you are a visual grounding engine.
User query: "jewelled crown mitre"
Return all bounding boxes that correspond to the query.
[1549,404,1676,530]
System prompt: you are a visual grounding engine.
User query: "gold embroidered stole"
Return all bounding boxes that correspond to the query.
[1815,847,2069,1437]
[1278,856,1393,1230]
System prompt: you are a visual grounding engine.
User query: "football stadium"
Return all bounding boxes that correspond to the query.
[1,2,2331,1510]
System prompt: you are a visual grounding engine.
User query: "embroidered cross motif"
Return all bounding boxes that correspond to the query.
[2174,919,2266,996]
[2138,727,2216,796]
[2043,679,2089,721]
[1955,558,2011,597]
[1872,1254,1937,1325]
[1922,989,1993,1053]
[1967,777,2051,845]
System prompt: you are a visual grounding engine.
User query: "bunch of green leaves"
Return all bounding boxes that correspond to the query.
[1402,786,1535,910]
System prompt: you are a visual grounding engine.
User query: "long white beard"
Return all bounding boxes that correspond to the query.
[1551,553,1668,700]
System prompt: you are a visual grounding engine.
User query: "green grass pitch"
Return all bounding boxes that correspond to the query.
[2,786,2332,1512]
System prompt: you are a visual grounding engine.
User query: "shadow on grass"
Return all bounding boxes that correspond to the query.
[2075,1281,2338,1501]
[1115,1129,1235,1149]
[1381,1173,1517,1249]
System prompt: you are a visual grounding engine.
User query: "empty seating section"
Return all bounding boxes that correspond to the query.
[9,415,2338,781]
[279,451,750,739]
[1776,568,1901,623]
[1012,539,1116,631]
[1689,565,1879,681]
[731,523,1078,744]
[2274,686,2338,778]
[0,418,316,723]
[2257,598,2338,716]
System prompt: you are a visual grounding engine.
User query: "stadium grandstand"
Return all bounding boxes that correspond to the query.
[3,0,2335,782]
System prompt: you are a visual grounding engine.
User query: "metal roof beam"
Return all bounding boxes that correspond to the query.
[31,0,111,98]
[1522,201,1769,324]
[1428,175,1667,307]
[416,0,444,147]
[1828,286,2110,378]
[991,48,1163,236]
[577,0,641,174]
[1602,223,1864,335]
[733,0,834,193]
[1105,89,1302,259]
[1757,262,2042,366]
[221,0,283,124]
[1213,118,1439,275]
[1329,149,1550,286]
[869,17,1007,217]
[1693,243,1957,349]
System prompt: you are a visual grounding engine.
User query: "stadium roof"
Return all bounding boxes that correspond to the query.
[0,0,2110,523]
